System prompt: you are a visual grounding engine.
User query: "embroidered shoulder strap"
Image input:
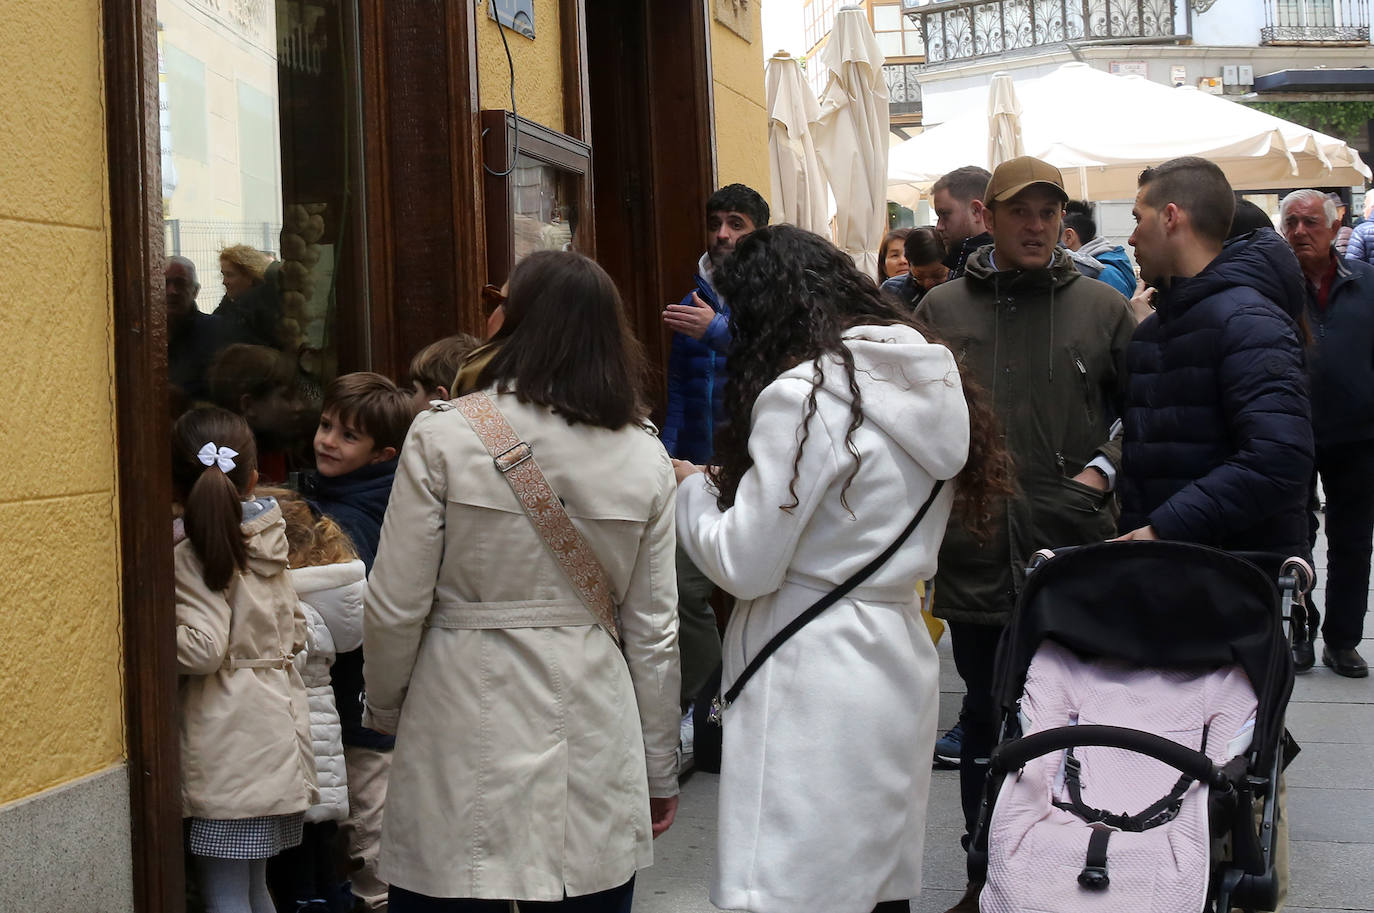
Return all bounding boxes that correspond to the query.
[453,392,620,645]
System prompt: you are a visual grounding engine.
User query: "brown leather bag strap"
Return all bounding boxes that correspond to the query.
[453,392,620,645]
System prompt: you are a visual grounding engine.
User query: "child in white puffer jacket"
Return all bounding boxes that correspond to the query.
[266,488,367,912]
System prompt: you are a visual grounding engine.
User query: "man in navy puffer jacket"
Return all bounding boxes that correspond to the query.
[1118,157,1314,565]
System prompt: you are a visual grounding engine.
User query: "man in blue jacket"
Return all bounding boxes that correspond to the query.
[1062,200,1137,297]
[660,184,768,744]
[660,183,768,464]
[1282,188,1374,678]
[1118,156,1313,572]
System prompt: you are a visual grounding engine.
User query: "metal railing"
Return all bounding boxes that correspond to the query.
[884,62,925,118]
[1261,0,1369,43]
[904,0,1178,64]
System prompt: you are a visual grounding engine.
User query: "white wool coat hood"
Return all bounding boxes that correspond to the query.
[797,323,970,483]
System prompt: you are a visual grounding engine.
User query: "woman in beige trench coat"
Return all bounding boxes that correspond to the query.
[363,251,681,913]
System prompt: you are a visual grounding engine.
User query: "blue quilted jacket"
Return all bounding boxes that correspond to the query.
[1119,229,1313,556]
[661,268,730,463]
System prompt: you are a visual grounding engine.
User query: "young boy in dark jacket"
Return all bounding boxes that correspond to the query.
[300,371,413,913]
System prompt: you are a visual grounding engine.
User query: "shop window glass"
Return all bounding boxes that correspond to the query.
[159,0,365,481]
[481,110,591,289]
[512,156,578,262]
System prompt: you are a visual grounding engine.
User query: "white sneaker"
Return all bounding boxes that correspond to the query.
[679,707,695,775]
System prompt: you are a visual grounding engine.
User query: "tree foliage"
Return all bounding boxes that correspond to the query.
[1248,101,1374,145]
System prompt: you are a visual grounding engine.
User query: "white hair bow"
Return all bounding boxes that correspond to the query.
[197,442,239,473]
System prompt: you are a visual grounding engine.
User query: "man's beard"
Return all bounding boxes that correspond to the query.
[709,242,731,267]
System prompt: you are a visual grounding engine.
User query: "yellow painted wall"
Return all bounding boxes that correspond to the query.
[0,0,124,805]
[477,0,565,134]
[710,5,770,197]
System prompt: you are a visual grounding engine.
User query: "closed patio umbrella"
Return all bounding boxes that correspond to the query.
[986,72,1023,170]
[813,5,889,276]
[766,51,830,237]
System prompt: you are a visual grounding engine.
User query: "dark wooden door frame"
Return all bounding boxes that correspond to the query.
[104,1,183,911]
[357,0,486,377]
[584,0,715,415]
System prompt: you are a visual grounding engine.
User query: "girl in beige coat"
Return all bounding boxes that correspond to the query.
[172,408,317,913]
[363,251,681,913]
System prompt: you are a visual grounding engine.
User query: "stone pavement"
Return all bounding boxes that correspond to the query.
[637,524,1374,912]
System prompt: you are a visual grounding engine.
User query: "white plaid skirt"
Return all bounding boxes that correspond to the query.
[187,813,304,860]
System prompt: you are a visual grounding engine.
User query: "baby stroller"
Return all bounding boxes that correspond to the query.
[968,540,1312,913]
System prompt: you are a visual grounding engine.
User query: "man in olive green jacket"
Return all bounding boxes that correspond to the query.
[915,156,1135,913]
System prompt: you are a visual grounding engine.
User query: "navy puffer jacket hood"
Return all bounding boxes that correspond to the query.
[1120,229,1314,558]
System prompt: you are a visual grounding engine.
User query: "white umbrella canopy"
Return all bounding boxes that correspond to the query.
[812,5,890,276]
[766,52,830,237]
[889,62,1370,201]
[986,72,1024,170]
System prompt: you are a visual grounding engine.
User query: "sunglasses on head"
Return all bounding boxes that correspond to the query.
[480,284,507,315]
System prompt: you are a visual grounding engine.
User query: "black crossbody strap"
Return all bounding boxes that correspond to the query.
[713,478,946,716]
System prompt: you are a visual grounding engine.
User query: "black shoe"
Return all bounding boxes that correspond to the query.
[1292,639,1315,673]
[1322,646,1369,678]
[940,883,982,913]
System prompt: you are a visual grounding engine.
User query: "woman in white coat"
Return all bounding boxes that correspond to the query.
[674,225,1013,913]
[363,251,681,913]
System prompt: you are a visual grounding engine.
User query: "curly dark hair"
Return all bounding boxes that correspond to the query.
[709,224,1014,540]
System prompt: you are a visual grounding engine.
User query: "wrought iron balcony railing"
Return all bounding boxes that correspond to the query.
[902,0,1178,65]
[884,63,925,118]
[1261,0,1369,43]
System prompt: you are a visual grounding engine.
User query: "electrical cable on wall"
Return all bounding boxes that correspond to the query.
[481,0,522,178]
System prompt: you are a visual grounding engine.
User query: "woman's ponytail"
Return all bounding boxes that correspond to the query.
[172,407,259,591]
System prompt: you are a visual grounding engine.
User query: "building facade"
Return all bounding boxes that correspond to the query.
[0,1,767,909]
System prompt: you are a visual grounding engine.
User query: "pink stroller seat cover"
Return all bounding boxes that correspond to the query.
[981,641,1259,913]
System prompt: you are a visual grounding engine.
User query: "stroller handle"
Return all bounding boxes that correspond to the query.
[989,724,1223,789]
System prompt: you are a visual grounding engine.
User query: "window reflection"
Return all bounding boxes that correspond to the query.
[159,0,361,481]
[512,155,578,263]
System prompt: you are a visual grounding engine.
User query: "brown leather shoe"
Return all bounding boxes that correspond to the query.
[941,882,983,913]
[1323,646,1369,678]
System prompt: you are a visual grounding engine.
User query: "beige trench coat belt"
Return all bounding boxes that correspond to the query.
[426,598,606,630]
[222,655,294,670]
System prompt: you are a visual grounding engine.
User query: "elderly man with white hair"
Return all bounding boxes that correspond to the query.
[1281,188,1374,678]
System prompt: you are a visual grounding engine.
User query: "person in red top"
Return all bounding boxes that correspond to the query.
[1281,188,1374,678]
